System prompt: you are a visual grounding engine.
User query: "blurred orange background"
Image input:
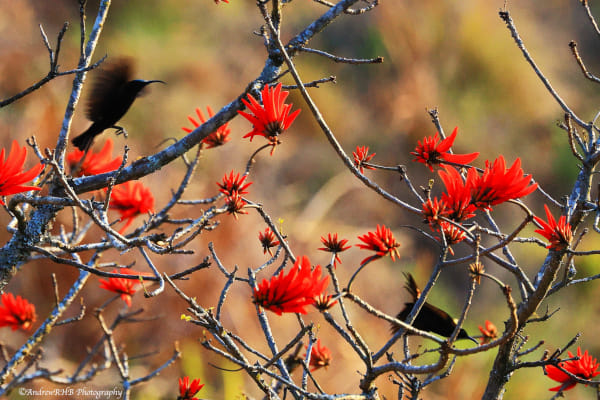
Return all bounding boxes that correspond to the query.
[1,0,600,399]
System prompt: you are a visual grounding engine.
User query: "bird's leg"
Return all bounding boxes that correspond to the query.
[112,125,128,138]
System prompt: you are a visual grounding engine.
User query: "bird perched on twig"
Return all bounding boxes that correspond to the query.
[391,273,478,344]
[72,57,165,152]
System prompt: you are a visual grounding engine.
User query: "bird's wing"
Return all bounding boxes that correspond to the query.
[85,57,134,121]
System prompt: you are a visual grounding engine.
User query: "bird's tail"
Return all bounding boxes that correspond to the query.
[403,273,421,301]
[72,123,101,152]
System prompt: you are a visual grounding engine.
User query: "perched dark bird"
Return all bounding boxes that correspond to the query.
[391,273,478,344]
[72,58,165,152]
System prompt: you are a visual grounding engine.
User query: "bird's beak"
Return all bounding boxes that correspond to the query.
[144,80,166,85]
[467,335,479,345]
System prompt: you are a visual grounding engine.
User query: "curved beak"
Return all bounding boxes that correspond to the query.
[144,79,166,85]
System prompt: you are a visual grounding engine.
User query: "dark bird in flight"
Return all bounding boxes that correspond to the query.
[391,273,478,344]
[72,57,165,152]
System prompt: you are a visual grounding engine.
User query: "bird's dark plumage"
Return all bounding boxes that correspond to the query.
[72,57,164,152]
[391,273,477,344]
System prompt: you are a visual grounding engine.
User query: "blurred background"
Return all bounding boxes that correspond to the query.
[1,0,600,398]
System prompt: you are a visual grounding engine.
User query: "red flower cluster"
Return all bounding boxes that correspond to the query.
[546,347,600,392]
[0,140,44,205]
[356,224,401,265]
[319,233,350,267]
[258,227,280,256]
[238,83,300,154]
[478,320,498,344]
[67,138,122,176]
[99,268,143,307]
[353,145,376,174]
[305,339,332,371]
[217,170,252,196]
[182,106,231,149]
[108,181,155,234]
[0,293,36,331]
[534,204,573,251]
[253,256,329,315]
[178,376,204,400]
[412,127,479,171]
[313,293,338,311]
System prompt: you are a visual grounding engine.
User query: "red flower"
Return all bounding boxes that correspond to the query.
[0,140,44,205]
[224,193,248,219]
[437,221,466,255]
[67,138,123,176]
[259,228,280,256]
[182,106,231,149]
[253,255,329,315]
[546,347,600,392]
[353,146,376,174]
[356,224,401,265]
[468,156,538,210]
[318,233,351,267]
[178,376,204,400]
[237,83,301,154]
[0,293,36,331]
[411,127,479,172]
[478,320,498,344]
[99,268,143,307]
[421,197,449,226]
[534,204,573,251]
[313,293,338,311]
[438,166,477,221]
[108,181,155,234]
[214,0,229,3]
[305,339,332,371]
[217,170,252,196]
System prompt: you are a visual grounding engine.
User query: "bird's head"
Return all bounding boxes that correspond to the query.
[128,79,166,96]
[457,329,479,345]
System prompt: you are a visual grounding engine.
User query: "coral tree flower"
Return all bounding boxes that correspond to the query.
[467,156,537,210]
[546,347,600,392]
[99,268,143,307]
[313,293,338,311]
[253,255,329,315]
[534,204,573,251]
[421,197,450,226]
[67,138,123,176]
[178,376,204,400]
[0,293,36,331]
[108,181,155,234]
[478,320,498,344]
[217,170,252,196]
[437,221,466,255]
[305,339,332,371]
[0,140,44,205]
[319,233,351,267]
[224,194,248,219]
[412,127,479,171]
[259,228,280,256]
[182,106,231,149]
[238,83,301,154]
[356,224,401,264]
[353,145,376,174]
[438,166,477,221]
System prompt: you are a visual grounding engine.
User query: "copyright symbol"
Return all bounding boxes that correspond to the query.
[18,387,25,395]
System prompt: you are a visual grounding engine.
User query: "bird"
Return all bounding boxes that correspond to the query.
[71,57,165,152]
[391,273,478,344]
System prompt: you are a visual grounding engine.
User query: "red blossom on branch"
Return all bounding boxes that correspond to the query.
[253,255,329,315]
[421,197,449,226]
[534,204,573,251]
[237,83,300,154]
[546,347,600,392]
[318,233,351,267]
[177,376,204,400]
[313,293,338,311]
[305,339,332,371]
[217,170,252,196]
[438,166,477,222]
[67,138,123,176]
[467,156,538,210]
[258,228,280,256]
[436,221,467,255]
[411,127,479,171]
[108,181,155,234]
[99,268,144,307]
[0,293,36,331]
[356,224,401,264]
[0,140,44,205]
[478,320,498,344]
[224,193,248,219]
[353,145,376,174]
[182,106,231,149]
